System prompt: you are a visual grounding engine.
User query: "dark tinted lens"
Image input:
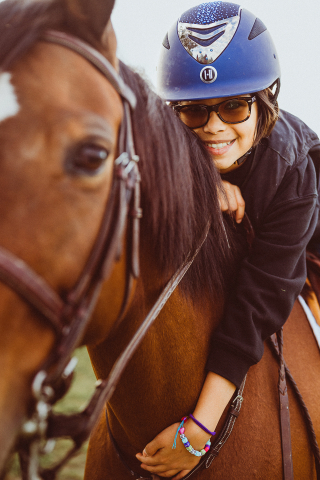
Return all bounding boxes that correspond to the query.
[219,99,249,123]
[179,105,208,128]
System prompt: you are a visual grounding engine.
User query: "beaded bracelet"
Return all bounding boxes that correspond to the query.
[179,427,211,457]
[172,417,212,457]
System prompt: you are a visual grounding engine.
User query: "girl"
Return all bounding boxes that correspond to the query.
[136,2,320,478]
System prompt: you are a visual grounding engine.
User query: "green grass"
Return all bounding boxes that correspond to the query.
[5,346,96,480]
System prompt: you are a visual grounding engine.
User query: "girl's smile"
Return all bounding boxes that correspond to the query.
[204,139,236,156]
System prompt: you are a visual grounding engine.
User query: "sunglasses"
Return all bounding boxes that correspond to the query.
[173,96,256,129]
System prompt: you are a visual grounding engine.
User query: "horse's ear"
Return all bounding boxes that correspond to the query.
[57,0,116,42]
[52,0,118,67]
[72,0,116,40]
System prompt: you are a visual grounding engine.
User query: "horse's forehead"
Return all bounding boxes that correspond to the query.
[0,72,20,123]
[10,42,123,126]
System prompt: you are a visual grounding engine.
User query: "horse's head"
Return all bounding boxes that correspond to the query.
[0,0,130,470]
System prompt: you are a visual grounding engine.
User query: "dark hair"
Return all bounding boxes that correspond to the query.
[254,87,279,146]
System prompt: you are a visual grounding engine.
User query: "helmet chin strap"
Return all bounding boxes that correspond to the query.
[270,79,281,105]
[236,147,253,165]
[219,147,252,174]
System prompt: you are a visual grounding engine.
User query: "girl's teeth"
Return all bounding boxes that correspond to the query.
[207,141,233,149]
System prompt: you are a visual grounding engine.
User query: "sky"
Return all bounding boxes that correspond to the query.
[112,0,320,136]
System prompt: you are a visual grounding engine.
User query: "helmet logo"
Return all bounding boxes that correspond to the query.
[200,66,217,84]
[178,12,241,65]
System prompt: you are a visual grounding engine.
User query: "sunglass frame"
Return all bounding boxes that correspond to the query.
[173,96,257,128]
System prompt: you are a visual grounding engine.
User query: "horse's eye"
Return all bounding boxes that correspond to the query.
[68,144,109,175]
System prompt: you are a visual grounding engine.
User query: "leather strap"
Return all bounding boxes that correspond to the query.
[0,247,64,333]
[106,412,150,479]
[42,31,136,109]
[270,331,294,480]
[269,331,320,480]
[182,377,247,480]
[205,377,246,468]
[12,30,141,479]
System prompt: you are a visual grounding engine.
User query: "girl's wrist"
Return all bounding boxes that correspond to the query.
[189,413,216,436]
[184,419,212,451]
[191,409,219,434]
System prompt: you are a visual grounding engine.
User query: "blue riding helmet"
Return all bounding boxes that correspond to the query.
[157,2,281,102]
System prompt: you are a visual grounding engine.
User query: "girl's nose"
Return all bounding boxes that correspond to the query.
[203,111,226,134]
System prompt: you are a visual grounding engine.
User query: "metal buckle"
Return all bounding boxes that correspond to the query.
[232,394,243,406]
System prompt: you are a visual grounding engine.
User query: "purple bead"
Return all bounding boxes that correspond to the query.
[184,442,190,447]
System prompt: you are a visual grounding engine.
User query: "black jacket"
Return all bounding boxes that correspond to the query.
[206,110,320,387]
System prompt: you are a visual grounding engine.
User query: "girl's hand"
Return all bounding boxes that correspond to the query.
[136,421,210,479]
[219,180,245,223]
[136,372,236,479]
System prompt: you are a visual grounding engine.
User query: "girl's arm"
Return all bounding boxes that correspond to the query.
[136,372,236,480]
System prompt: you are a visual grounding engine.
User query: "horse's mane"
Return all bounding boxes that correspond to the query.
[0,0,238,298]
[120,63,237,297]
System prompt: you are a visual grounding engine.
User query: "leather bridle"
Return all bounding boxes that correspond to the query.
[0,30,142,479]
[0,31,209,480]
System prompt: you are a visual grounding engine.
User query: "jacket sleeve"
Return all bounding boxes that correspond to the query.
[206,154,318,388]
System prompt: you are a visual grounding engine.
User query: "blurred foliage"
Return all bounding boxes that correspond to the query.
[5,347,96,480]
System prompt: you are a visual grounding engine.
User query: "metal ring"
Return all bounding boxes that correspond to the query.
[32,371,47,400]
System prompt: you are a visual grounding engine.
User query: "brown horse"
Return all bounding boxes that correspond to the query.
[0,0,228,475]
[0,1,319,479]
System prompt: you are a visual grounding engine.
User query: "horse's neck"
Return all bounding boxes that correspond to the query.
[88,241,224,449]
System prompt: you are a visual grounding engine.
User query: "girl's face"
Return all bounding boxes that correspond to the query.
[181,96,258,171]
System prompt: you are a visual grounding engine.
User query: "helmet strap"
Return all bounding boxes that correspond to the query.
[270,79,281,105]
[219,148,252,174]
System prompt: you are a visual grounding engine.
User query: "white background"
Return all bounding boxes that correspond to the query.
[112,0,320,136]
